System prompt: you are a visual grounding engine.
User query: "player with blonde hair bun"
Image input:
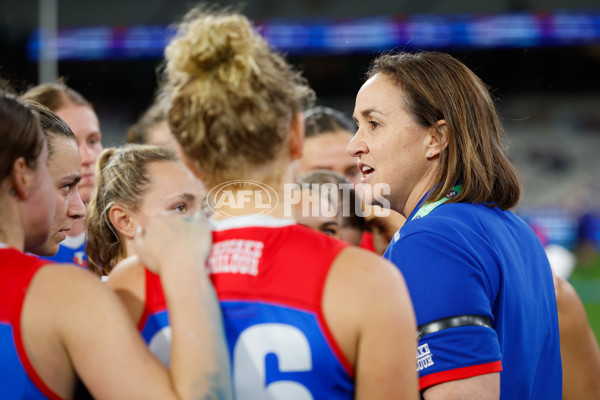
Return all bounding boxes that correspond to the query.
[107,7,419,400]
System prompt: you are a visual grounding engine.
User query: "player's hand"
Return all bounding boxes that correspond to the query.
[134,212,212,275]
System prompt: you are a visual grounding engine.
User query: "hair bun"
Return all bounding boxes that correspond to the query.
[166,13,260,84]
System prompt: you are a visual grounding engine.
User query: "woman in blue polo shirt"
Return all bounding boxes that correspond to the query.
[348,51,562,399]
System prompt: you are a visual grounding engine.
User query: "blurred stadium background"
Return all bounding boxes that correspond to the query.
[2,0,600,340]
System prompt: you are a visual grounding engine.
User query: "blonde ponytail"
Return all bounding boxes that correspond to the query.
[86,145,177,276]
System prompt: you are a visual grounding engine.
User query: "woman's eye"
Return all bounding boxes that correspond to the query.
[369,121,380,129]
[322,228,338,236]
[174,204,187,213]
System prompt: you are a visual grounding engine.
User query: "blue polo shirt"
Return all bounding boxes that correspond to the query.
[385,200,561,398]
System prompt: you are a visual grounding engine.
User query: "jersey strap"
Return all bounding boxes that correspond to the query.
[417,314,493,340]
[411,185,462,221]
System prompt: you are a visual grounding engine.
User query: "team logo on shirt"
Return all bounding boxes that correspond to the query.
[417,343,434,372]
[73,251,86,267]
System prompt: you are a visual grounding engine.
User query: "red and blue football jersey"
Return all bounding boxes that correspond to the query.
[0,247,63,400]
[139,216,355,399]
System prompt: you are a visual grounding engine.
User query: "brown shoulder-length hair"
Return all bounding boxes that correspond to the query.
[368,51,521,210]
[0,91,45,182]
[19,99,76,157]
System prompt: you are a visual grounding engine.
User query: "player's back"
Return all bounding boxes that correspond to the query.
[140,216,355,399]
[209,216,353,399]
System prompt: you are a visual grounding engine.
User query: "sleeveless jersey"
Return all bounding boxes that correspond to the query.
[139,216,354,399]
[0,247,63,400]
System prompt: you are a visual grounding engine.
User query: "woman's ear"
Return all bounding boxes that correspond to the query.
[10,157,34,199]
[108,205,137,239]
[425,120,449,159]
[289,112,305,161]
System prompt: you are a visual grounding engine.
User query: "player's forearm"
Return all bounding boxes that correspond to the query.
[160,261,232,400]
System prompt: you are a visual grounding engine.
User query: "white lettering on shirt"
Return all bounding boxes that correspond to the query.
[207,239,264,276]
[417,343,434,372]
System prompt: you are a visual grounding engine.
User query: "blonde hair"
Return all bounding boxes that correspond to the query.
[86,144,177,276]
[165,7,314,184]
[369,52,521,210]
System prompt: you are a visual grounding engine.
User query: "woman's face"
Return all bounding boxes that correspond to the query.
[30,136,85,256]
[146,120,185,160]
[23,144,56,251]
[294,189,340,238]
[348,73,434,214]
[301,130,360,186]
[293,187,365,246]
[55,104,103,204]
[132,160,206,228]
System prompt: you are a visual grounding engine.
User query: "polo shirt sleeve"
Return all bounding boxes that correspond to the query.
[385,227,502,390]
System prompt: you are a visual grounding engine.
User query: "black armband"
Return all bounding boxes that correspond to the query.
[417,314,493,340]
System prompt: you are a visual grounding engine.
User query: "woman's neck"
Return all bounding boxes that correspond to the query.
[395,169,437,219]
[123,237,136,263]
[0,200,25,251]
[206,160,295,221]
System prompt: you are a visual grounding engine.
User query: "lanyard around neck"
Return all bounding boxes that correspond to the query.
[411,185,462,221]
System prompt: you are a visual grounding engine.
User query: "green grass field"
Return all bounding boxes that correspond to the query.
[570,250,600,346]
[583,304,600,345]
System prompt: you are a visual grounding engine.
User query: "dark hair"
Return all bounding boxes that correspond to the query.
[0,91,44,182]
[368,51,521,210]
[21,80,92,112]
[297,169,366,231]
[304,106,355,138]
[20,99,76,157]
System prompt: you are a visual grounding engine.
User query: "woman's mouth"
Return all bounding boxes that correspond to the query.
[80,174,95,186]
[358,162,375,182]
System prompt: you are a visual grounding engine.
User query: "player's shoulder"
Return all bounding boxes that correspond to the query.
[282,223,348,253]
[106,255,146,291]
[25,262,115,323]
[399,202,496,243]
[32,262,102,290]
[327,247,414,335]
[333,246,407,291]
